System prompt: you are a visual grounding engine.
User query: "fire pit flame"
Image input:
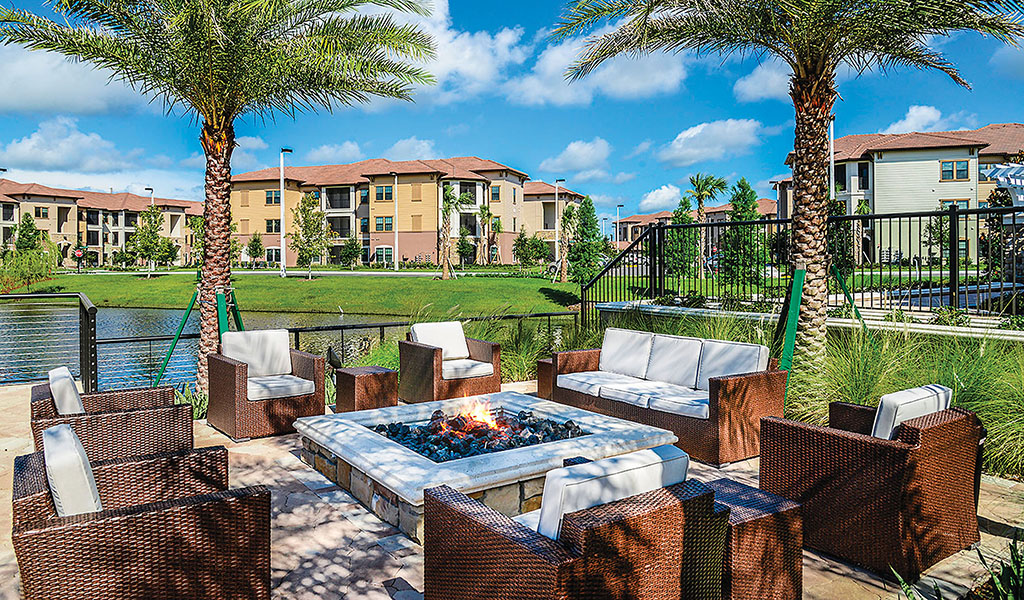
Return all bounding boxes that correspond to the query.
[465,400,500,430]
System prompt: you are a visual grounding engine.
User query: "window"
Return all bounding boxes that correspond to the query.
[2,204,14,221]
[360,217,369,233]
[384,216,393,231]
[86,230,99,246]
[266,190,281,205]
[411,215,422,231]
[112,232,119,245]
[266,219,281,233]
[834,164,847,191]
[361,245,370,264]
[110,213,119,226]
[34,207,48,219]
[460,182,475,200]
[240,191,249,207]
[124,213,137,227]
[941,160,970,182]
[86,210,99,226]
[340,216,351,237]
[266,248,281,263]
[376,186,393,202]
[491,186,501,203]
[239,219,249,235]
[980,164,998,183]
[360,188,369,204]
[375,247,393,263]
[375,217,384,231]
[858,163,870,191]
[513,188,517,202]
[411,183,422,202]
[327,188,350,210]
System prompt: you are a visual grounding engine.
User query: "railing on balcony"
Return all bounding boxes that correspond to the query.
[0,293,97,391]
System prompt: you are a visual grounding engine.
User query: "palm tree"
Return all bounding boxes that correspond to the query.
[558,203,577,283]
[2,0,435,391]
[477,204,494,265]
[685,173,728,280]
[554,0,1024,366]
[440,185,474,280]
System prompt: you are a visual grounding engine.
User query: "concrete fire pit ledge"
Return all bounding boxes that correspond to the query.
[294,390,676,540]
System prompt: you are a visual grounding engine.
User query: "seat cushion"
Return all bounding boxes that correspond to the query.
[441,358,494,380]
[646,334,704,389]
[536,445,689,540]
[410,321,470,360]
[247,374,316,401]
[48,366,84,416]
[556,371,642,397]
[647,389,712,420]
[42,424,103,517]
[599,328,654,379]
[221,329,292,378]
[599,380,691,409]
[512,509,541,532]
[696,339,770,391]
[871,384,952,440]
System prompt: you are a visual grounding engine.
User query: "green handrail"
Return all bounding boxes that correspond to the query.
[779,267,805,373]
[153,290,198,386]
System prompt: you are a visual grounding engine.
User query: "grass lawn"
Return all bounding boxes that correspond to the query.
[28,273,581,317]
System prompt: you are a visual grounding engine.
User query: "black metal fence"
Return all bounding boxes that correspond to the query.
[0,293,97,390]
[583,204,1024,323]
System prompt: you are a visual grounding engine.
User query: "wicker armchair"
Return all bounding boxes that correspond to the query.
[12,445,271,600]
[760,402,985,581]
[208,329,325,440]
[398,322,501,403]
[423,479,730,600]
[30,382,192,461]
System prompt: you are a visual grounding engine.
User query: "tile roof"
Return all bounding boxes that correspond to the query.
[232,156,531,187]
[615,211,672,225]
[0,179,83,200]
[523,181,584,199]
[695,198,777,217]
[0,178,201,213]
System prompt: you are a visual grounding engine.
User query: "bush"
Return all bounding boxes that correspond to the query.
[175,383,209,419]
[1000,315,1024,331]
[930,306,970,327]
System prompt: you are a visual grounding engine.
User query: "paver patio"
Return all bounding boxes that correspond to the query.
[1,381,1021,599]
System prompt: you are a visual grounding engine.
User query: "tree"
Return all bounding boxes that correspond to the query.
[491,216,504,264]
[440,185,474,279]
[684,173,728,279]
[665,197,700,286]
[246,231,264,267]
[512,228,532,267]
[924,204,949,265]
[554,0,1024,368]
[457,227,475,266]
[528,235,550,265]
[338,237,362,270]
[718,178,766,285]
[127,205,163,278]
[1,0,436,392]
[112,248,136,268]
[14,213,42,252]
[558,203,578,283]
[187,215,205,267]
[477,205,494,265]
[568,197,603,285]
[288,193,330,280]
[158,238,180,268]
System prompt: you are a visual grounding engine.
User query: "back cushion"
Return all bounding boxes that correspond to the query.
[871,384,952,440]
[48,367,84,416]
[645,335,703,388]
[696,340,769,391]
[536,445,689,540]
[599,328,654,379]
[43,425,103,517]
[221,329,292,378]
[410,321,470,360]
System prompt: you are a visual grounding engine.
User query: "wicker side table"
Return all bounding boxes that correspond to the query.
[706,478,802,600]
[334,366,398,413]
[536,358,553,399]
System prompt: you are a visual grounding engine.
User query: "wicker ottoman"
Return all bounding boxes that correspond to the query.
[706,478,802,600]
[334,366,398,413]
[537,358,553,399]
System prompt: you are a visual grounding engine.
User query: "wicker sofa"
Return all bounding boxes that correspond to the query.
[398,321,501,403]
[13,439,270,599]
[208,329,325,440]
[30,367,192,461]
[423,446,729,600]
[760,385,985,581]
[552,328,787,465]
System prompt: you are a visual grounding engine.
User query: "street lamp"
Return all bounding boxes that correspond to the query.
[390,171,399,271]
[280,147,292,277]
[615,204,624,245]
[554,178,565,263]
[601,217,608,238]
[145,187,154,206]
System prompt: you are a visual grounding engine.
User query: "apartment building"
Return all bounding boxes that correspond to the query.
[230,157,572,266]
[0,180,81,260]
[521,181,585,258]
[614,199,778,249]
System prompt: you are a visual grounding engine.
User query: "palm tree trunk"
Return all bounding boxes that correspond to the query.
[559,230,568,283]
[441,217,451,280]
[789,74,837,370]
[697,201,706,280]
[196,121,235,394]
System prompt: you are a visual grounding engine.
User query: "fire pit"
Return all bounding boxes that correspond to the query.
[372,403,588,463]
[295,391,676,541]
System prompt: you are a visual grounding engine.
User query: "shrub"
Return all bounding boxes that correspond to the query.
[930,306,970,327]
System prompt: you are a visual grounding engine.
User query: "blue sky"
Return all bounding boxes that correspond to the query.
[1,0,1023,227]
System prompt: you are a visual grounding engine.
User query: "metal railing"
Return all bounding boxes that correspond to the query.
[582,204,1024,323]
[0,293,97,390]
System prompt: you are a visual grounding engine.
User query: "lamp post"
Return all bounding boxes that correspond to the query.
[391,171,398,271]
[829,116,836,205]
[554,179,565,263]
[615,204,624,245]
[602,217,608,238]
[280,147,292,277]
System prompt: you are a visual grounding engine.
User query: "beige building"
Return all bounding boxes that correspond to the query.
[230,157,575,266]
[521,181,585,259]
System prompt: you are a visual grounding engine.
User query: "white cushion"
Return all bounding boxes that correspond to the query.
[221,330,292,378]
[696,340,769,391]
[871,384,952,440]
[645,335,704,389]
[48,367,84,416]
[599,328,654,379]
[557,371,642,397]
[410,321,470,360]
[42,425,103,517]
[599,380,689,409]
[536,445,689,540]
[441,358,494,380]
[512,509,541,532]
[647,389,712,420]
[247,374,316,401]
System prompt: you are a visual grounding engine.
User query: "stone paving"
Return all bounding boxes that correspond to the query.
[1,380,1022,599]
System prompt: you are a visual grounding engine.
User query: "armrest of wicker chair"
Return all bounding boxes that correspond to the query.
[466,338,501,368]
[707,369,788,422]
[552,349,601,376]
[290,349,325,388]
[423,485,576,600]
[829,402,878,435]
[12,485,271,600]
[31,403,194,460]
[398,340,442,403]
[209,352,248,404]
[31,384,177,421]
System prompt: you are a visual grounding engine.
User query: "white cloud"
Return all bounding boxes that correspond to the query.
[639,184,682,211]
[540,137,612,172]
[305,141,363,164]
[991,46,1024,80]
[0,117,136,173]
[734,61,791,103]
[385,136,438,161]
[590,194,628,206]
[573,170,635,184]
[879,105,977,134]
[627,140,652,159]
[657,119,765,167]
[506,27,687,106]
[236,136,268,150]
